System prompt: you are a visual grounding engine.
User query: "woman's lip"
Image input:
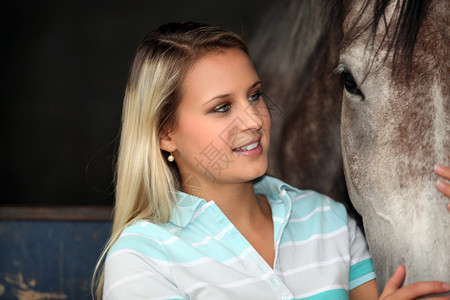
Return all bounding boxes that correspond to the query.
[232,140,263,157]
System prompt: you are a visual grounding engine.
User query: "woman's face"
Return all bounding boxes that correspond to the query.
[162,48,271,192]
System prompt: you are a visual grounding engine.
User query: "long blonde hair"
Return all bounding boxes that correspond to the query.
[92,21,249,298]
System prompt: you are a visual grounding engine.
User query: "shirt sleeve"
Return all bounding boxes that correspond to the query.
[103,238,185,300]
[347,215,376,289]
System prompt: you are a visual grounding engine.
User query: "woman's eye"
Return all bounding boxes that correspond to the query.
[213,103,231,113]
[341,71,365,99]
[248,92,263,102]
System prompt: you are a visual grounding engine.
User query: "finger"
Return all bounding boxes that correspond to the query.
[385,282,450,300]
[416,296,450,300]
[423,296,450,300]
[436,179,450,199]
[435,164,450,181]
[380,265,406,298]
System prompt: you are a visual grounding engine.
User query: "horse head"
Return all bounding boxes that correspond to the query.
[338,0,449,290]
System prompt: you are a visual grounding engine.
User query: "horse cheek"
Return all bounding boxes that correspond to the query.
[341,93,373,217]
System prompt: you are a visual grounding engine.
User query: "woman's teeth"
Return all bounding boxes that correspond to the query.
[235,141,259,151]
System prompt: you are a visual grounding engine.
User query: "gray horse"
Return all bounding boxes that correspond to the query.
[250,0,449,292]
[338,0,449,290]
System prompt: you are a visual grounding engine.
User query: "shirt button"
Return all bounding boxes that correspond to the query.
[270,277,279,287]
[257,263,266,272]
[278,190,286,197]
[280,292,289,300]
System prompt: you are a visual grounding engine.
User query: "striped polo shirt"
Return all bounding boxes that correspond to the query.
[104,175,375,299]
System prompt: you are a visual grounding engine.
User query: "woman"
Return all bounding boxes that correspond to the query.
[93,21,450,299]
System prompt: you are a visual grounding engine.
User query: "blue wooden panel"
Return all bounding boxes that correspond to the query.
[0,220,111,299]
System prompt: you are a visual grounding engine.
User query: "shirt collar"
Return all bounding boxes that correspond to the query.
[169,175,296,227]
[169,191,206,227]
[253,175,295,199]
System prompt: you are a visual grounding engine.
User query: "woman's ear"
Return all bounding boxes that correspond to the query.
[159,127,176,152]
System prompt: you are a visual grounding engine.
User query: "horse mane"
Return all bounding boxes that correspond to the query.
[340,0,432,80]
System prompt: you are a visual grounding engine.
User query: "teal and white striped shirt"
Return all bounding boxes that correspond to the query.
[104,176,375,299]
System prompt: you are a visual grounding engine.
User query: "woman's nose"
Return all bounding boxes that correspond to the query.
[237,102,263,131]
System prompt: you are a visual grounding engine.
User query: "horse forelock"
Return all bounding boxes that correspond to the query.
[341,0,436,83]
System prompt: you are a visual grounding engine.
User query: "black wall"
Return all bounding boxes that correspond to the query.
[1,1,273,206]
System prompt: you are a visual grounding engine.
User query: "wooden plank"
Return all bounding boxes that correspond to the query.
[0,206,113,221]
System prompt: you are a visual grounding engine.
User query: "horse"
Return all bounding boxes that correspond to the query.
[338,0,449,290]
[250,0,449,292]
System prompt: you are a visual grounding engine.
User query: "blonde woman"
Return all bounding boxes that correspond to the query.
[93,21,450,299]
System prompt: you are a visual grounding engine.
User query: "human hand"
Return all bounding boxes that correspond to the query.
[434,162,450,211]
[379,265,450,299]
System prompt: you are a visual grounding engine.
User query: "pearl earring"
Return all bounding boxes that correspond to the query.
[167,152,174,162]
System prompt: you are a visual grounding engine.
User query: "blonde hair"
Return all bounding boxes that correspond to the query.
[92,21,249,298]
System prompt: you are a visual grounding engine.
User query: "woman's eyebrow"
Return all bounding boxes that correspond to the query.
[203,94,231,106]
[203,80,262,106]
[249,81,262,91]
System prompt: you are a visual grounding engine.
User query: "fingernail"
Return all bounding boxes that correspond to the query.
[443,283,450,291]
[434,164,445,174]
[437,180,446,191]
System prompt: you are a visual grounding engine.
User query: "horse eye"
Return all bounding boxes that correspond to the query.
[341,71,365,100]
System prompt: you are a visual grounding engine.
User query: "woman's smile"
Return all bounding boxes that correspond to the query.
[232,138,262,157]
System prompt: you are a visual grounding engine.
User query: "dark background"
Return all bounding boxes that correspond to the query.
[1,1,274,206]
